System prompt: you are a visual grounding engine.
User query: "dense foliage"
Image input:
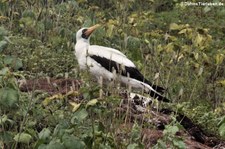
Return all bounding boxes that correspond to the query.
[0,0,225,148]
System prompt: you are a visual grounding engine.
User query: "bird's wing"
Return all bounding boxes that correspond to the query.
[90,45,127,57]
[88,46,164,93]
[88,45,135,67]
[88,45,166,95]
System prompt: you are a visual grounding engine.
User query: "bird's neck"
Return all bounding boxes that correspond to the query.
[75,40,90,57]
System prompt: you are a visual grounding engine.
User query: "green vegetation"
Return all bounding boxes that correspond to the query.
[0,0,224,148]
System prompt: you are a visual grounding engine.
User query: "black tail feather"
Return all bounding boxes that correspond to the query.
[142,78,166,94]
[149,90,170,102]
[151,84,165,94]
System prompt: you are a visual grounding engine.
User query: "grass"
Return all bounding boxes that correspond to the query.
[0,0,225,148]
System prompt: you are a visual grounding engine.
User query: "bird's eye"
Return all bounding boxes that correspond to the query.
[81,29,88,39]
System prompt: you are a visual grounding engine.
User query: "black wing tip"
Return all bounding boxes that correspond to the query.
[156,95,170,102]
[151,85,166,94]
[161,97,170,102]
[149,91,170,102]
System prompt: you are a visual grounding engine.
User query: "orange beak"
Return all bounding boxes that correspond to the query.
[85,24,100,37]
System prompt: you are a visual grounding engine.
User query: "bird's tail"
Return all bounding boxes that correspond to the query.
[148,90,170,102]
[151,84,165,94]
[143,79,166,94]
[142,80,169,102]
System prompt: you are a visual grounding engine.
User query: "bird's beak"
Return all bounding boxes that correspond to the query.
[85,24,100,37]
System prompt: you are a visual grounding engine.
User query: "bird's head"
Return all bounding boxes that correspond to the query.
[76,24,100,42]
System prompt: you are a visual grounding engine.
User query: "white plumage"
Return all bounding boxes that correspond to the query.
[75,24,169,102]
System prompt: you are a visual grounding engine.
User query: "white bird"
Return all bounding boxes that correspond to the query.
[75,24,169,102]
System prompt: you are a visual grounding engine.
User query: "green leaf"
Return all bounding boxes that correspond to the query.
[219,123,225,139]
[178,29,187,34]
[3,55,13,64]
[0,40,7,52]
[37,144,47,149]
[198,66,204,76]
[46,140,65,149]
[0,67,10,75]
[0,115,8,125]
[173,138,186,149]
[194,33,203,46]
[218,116,225,139]
[0,88,19,108]
[218,116,225,127]
[62,134,86,149]
[0,26,8,37]
[127,143,138,149]
[83,92,90,100]
[163,125,179,135]
[170,23,181,30]
[215,54,224,65]
[38,128,51,140]
[3,56,23,70]
[0,115,13,125]
[71,108,88,123]
[153,139,167,149]
[70,102,81,112]
[15,59,23,70]
[14,132,32,144]
[53,124,68,138]
[86,99,98,108]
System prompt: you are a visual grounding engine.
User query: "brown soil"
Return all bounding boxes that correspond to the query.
[19,78,81,95]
